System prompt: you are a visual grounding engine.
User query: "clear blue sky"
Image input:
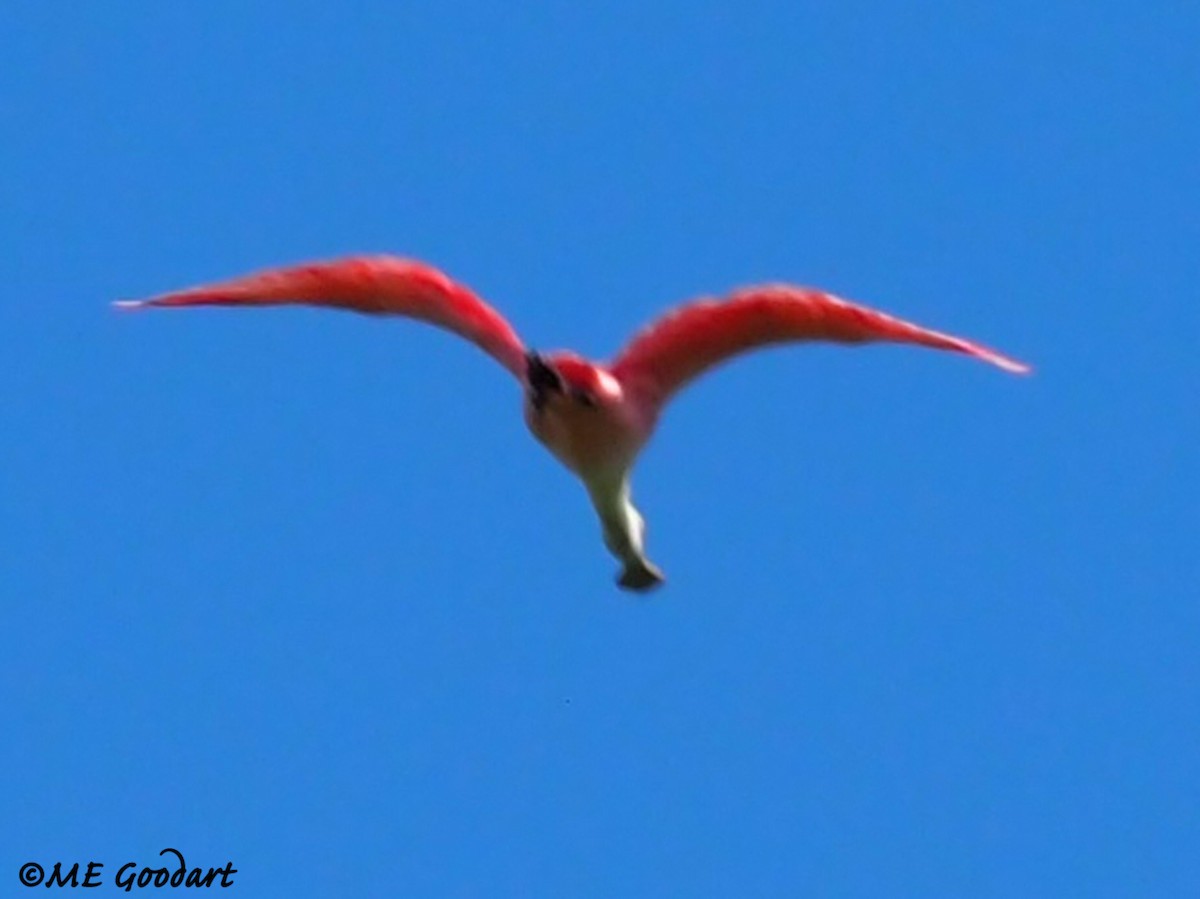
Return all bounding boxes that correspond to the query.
[2,3,1196,896]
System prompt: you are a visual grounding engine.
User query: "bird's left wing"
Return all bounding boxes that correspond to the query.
[117,256,529,379]
[611,285,1029,410]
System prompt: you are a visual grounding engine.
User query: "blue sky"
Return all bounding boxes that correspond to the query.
[2,2,1196,895]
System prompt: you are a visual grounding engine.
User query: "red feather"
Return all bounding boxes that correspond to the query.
[612,285,1029,408]
[117,256,528,378]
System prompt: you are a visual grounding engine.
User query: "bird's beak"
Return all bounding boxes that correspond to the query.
[526,351,563,394]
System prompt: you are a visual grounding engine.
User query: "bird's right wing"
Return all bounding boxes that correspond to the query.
[117,256,529,379]
[611,285,1030,410]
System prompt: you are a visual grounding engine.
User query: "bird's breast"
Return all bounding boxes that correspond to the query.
[523,400,646,478]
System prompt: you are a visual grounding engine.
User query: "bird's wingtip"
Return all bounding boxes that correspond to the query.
[112,299,147,311]
[993,354,1033,375]
[966,342,1031,375]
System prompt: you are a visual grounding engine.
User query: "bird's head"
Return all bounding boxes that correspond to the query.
[525,350,622,414]
[523,350,642,476]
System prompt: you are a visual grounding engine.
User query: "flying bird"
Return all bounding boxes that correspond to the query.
[117,256,1029,591]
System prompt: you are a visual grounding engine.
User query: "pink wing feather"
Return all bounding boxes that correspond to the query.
[611,285,1029,408]
[116,256,529,378]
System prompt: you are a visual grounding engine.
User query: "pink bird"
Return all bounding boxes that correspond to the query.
[118,256,1029,591]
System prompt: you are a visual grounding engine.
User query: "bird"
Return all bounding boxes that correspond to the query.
[117,256,1029,591]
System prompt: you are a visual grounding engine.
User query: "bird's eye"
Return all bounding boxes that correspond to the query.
[572,389,597,409]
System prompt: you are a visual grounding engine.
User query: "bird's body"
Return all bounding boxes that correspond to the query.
[521,350,661,587]
[118,256,1028,591]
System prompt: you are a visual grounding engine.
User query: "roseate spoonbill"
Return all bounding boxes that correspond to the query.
[118,256,1028,591]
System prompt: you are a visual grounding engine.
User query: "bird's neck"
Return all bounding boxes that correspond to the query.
[586,473,645,562]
